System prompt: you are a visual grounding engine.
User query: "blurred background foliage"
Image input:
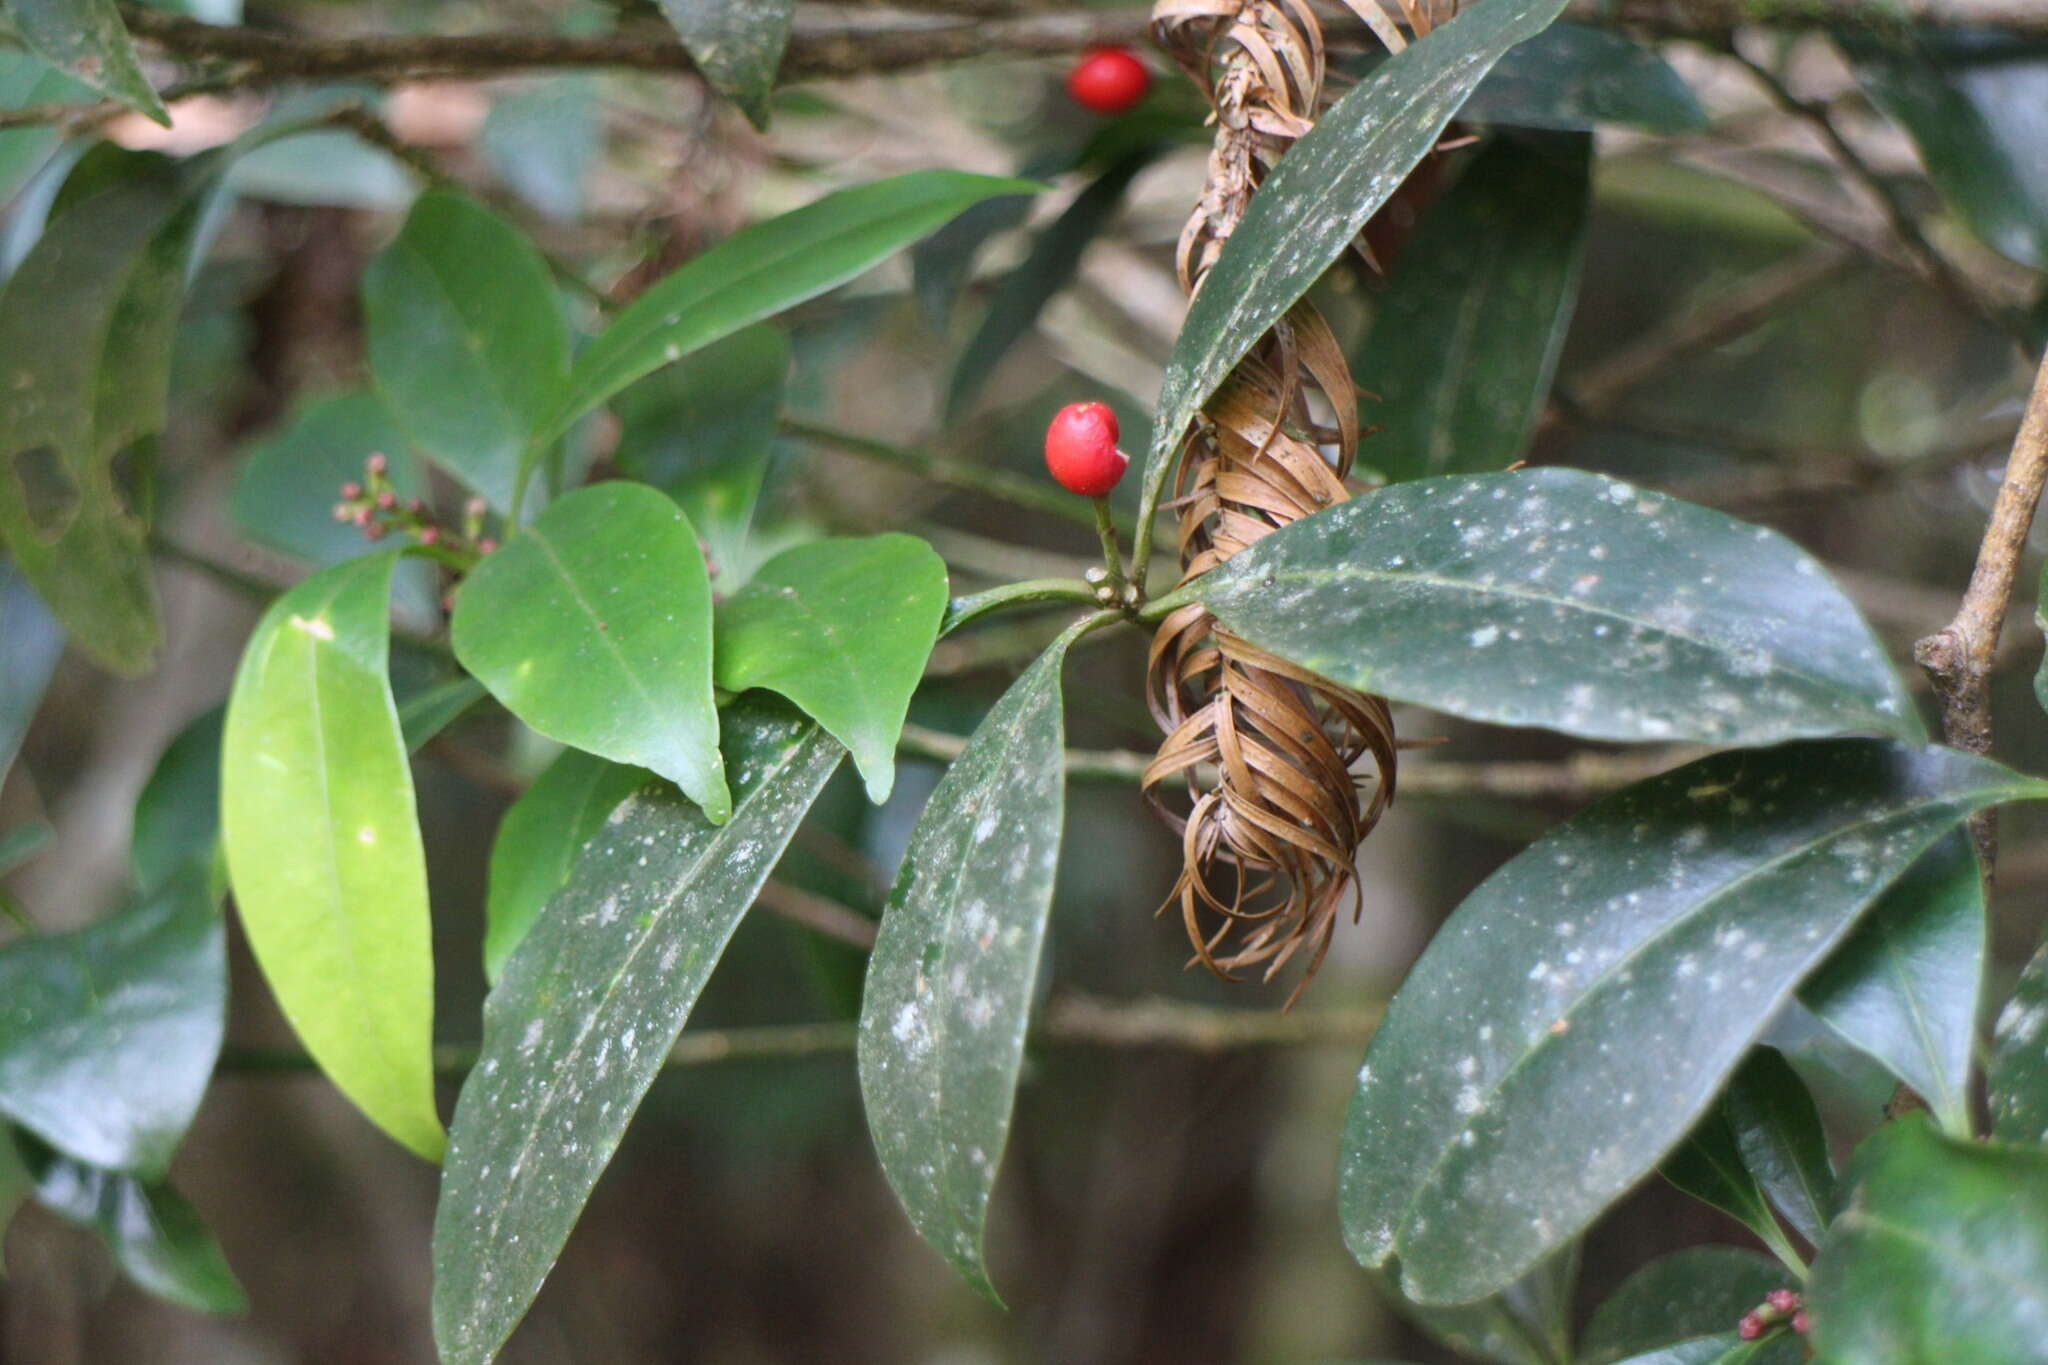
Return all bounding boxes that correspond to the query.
[1,0,2045,1360]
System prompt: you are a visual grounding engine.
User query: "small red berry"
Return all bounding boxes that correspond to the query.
[1738,1313,1764,1341]
[365,452,389,477]
[1792,1311,1811,1334]
[477,537,499,554]
[418,526,441,546]
[1766,1289,1800,1315]
[340,481,363,501]
[1044,401,1128,498]
[1067,47,1150,115]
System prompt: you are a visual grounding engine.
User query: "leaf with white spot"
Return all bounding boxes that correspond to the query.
[1339,739,2044,1305]
[1159,469,1921,747]
[6,0,166,124]
[432,697,842,1365]
[221,550,443,1161]
[857,618,1088,1301]
[1990,928,2048,1146]
[654,0,794,129]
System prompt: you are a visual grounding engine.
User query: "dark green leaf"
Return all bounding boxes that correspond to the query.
[432,698,842,1365]
[714,534,947,804]
[1843,32,2048,271]
[396,674,487,751]
[1140,0,1568,528]
[2036,556,2048,718]
[16,1131,245,1313]
[910,161,1047,326]
[0,565,63,783]
[220,551,443,1161]
[0,151,216,674]
[946,147,1156,417]
[1605,1337,1791,1365]
[450,482,729,822]
[858,619,1087,1301]
[1380,1243,1578,1365]
[0,822,51,877]
[655,0,794,128]
[363,191,570,512]
[1166,468,1921,747]
[0,870,222,1174]
[5,0,166,123]
[1801,832,1982,1135]
[1339,739,2042,1304]
[1990,930,2048,1145]
[481,748,646,982]
[481,76,600,222]
[532,171,1042,459]
[1662,1107,1797,1268]
[1462,23,1707,133]
[1720,1048,1836,1247]
[1582,1246,1793,1365]
[131,705,224,895]
[1808,1119,2048,1363]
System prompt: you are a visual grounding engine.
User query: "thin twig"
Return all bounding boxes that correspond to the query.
[782,416,1098,527]
[756,878,880,950]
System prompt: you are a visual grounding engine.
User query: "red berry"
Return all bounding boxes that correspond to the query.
[1045,401,1128,498]
[1067,47,1150,115]
[1792,1311,1811,1334]
[1738,1313,1764,1341]
[1766,1289,1800,1315]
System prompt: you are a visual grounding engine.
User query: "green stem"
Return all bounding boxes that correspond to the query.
[1091,494,1131,610]
[940,578,1099,635]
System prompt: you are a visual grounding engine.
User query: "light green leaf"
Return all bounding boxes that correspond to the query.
[1990,930,2048,1145]
[858,619,1087,1301]
[1354,132,1590,481]
[432,698,842,1365]
[1164,468,1921,747]
[1,565,63,784]
[0,50,85,203]
[450,482,729,821]
[481,77,600,222]
[715,534,947,804]
[221,550,443,1161]
[481,748,646,983]
[530,171,1042,464]
[14,1131,246,1313]
[1582,1246,1794,1365]
[363,191,570,512]
[655,0,794,128]
[1339,739,2043,1304]
[0,870,223,1174]
[1461,22,1707,133]
[1140,0,1568,530]
[1801,832,1982,1136]
[0,151,215,675]
[226,129,416,210]
[5,0,167,124]
[1808,1119,2048,1363]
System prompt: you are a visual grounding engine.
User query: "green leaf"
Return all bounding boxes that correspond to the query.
[531,171,1042,461]
[1990,930,2048,1145]
[2037,557,2048,719]
[1662,1107,1798,1269]
[714,534,947,804]
[945,147,1157,417]
[1338,739,2042,1304]
[1166,468,1921,747]
[1,565,64,784]
[432,697,842,1365]
[5,0,167,124]
[1140,0,1568,529]
[0,870,223,1174]
[655,0,794,129]
[14,1131,246,1313]
[1354,132,1589,481]
[363,191,570,512]
[226,129,416,210]
[450,482,730,822]
[1719,1048,1836,1247]
[131,705,224,895]
[857,619,1088,1301]
[0,49,85,203]
[396,674,487,751]
[1605,1338,1790,1365]
[220,551,444,1161]
[0,822,51,877]
[480,76,599,222]
[1800,832,1983,1136]
[1808,1119,2048,1363]
[1461,22,1707,133]
[0,151,216,675]
[1582,1246,1794,1365]
[1379,1243,1578,1365]
[481,748,646,983]
[1843,32,2048,272]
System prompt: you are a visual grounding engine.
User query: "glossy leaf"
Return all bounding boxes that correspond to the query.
[1582,1246,1793,1365]
[532,171,1042,456]
[432,698,843,1365]
[363,191,570,512]
[1167,469,1921,747]
[1381,1244,1577,1365]
[0,151,214,675]
[1339,739,2042,1304]
[15,1132,246,1313]
[1719,1048,1836,1247]
[858,620,1086,1301]
[1605,1337,1790,1365]
[1140,0,1568,528]
[221,551,443,1161]
[1990,930,2048,1145]
[0,565,63,783]
[1462,22,1707,133]
[481,76,599,222]
[450,482,729,821]
[0,870,223,1174]
[1661,1106,1796,1268]
[1354,132,1590,481]
[715,535,947,804]
[1801,832,1982,1135]
[656,0,794,128]
[1808,1119,2048,1363]
[6,0,166,123]
[481,748,646,982]
[131,706,224,895]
